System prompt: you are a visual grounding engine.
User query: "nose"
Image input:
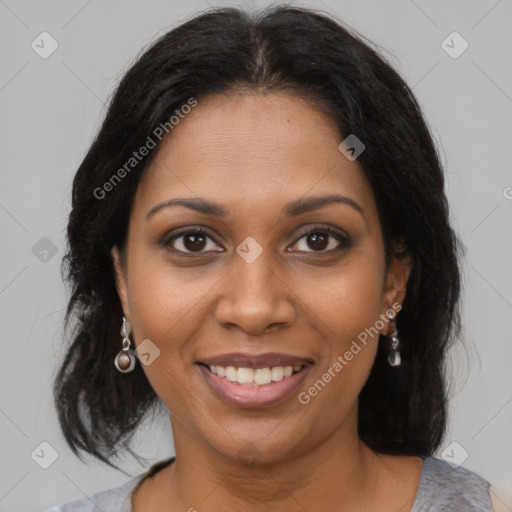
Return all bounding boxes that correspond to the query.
[214,251,297,336]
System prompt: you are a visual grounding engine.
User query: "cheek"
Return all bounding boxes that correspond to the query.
[124,250,233,411]
[124,256,198,376]
[126,245,216,341]
[292,254,384,407]
[298,252,385,346]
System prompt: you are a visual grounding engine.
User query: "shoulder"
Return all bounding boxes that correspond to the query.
[44,458,175,512]
[413,456,493,511]
[43,474,145,512]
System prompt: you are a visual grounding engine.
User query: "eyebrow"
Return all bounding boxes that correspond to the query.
[146,194,364,221]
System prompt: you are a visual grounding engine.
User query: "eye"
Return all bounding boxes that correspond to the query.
[290,225,351,253]
[161,224,351,256]
[162,227,223,254]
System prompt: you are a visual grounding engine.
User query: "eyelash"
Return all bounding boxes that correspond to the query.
[161,224,352,256]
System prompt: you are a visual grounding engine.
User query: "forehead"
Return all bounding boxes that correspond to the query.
[133,92,377,223]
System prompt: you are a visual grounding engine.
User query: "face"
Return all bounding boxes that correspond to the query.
[112,91,409,464]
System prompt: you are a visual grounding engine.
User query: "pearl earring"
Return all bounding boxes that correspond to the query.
[114,316,136,373]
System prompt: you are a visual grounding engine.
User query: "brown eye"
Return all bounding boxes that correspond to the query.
[181,232,207,251]
[291,226,351,253]
[163,228,223,254]
[305,232,329,251]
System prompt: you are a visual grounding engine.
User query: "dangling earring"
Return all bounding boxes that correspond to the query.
[387,313,401,367]
[114,316,136,373]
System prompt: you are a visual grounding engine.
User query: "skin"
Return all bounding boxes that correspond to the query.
[111,90,422,511]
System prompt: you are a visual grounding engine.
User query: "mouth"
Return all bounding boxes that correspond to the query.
[196,353,314,408]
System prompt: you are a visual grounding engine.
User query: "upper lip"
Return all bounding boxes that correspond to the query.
[198,352,314,368]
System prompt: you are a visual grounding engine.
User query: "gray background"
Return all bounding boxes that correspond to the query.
[1,0,511,510]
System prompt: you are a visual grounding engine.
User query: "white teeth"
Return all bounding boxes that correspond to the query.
[254,368,271,385]
[237,367,254,384]
[271,366,284,381]
[225,366,237,381]
[207,364,303,386]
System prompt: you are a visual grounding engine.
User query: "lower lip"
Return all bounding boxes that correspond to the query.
[198,364,313,408]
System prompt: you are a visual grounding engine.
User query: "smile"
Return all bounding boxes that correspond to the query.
[197,361,313,408]
[206,364,304,385]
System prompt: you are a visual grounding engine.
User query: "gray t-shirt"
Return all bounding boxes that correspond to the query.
[44,456,493,511]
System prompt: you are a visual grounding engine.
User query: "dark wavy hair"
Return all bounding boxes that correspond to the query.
[54,4,462,471]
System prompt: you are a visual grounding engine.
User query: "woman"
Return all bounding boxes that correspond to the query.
[46,5,495,511]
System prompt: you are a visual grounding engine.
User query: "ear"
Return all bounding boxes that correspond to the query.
[380,254,411,334]
[111,245,131,319]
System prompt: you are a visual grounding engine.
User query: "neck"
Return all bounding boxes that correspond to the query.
[142,408,383,511]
